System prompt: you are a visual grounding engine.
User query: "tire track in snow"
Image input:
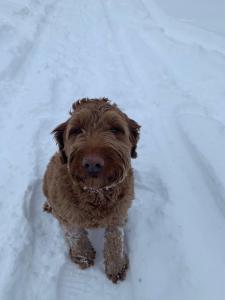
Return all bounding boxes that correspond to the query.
[99,0,134,86]
[101,0,167,103]
[110,0,225,118]
[10,119,66,300]
[56,263,127,300]
[0,2,82,290]
[177,116,225,218]
[0,0,59,83]
[154,112,225,299]
[141,0,225,56]
[128,166,191,300]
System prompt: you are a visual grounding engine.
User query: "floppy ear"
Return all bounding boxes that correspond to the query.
[128,118,141,158]
[51,121,68,164]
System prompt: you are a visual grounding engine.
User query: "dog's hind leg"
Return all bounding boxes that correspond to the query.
[63,225,96,269]
[104,226,129,283]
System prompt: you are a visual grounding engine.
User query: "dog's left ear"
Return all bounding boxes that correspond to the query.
[51,121,68,164]
[128,118,141,158]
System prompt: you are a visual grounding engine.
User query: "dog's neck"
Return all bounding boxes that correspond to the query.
[65,166,132,212]
[79,168,132,195]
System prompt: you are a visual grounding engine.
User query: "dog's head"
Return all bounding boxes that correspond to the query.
[52,98,140,190]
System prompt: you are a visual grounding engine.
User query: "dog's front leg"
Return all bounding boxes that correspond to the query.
[63,225,96,269]
[104,226,129,283]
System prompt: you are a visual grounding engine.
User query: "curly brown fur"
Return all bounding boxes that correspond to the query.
[43,98,140,282]
[104,227,128,283]
[64,225,96,269]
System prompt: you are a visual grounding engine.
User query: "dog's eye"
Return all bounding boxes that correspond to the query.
[68,127,82,137]
[110,127,124,134]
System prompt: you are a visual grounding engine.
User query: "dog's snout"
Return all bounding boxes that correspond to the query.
[82,155,104,176]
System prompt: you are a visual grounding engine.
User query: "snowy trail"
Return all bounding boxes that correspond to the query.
[1,0,225,299]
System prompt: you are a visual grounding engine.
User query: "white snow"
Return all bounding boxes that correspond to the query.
[1,0,225,299]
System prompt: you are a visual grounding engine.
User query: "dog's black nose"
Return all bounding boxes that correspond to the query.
[82,155,104,176]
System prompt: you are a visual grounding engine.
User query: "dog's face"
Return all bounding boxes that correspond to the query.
[52,98,140,189]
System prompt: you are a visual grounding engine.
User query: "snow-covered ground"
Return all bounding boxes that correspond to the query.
[1,0,225,299]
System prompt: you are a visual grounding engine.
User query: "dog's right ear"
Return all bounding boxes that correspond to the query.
[128,118,141,159]
[51,121,68,164]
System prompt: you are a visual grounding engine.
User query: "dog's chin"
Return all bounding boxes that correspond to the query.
[73,175,108,189]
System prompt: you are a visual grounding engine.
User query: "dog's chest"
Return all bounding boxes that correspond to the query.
[74,191,118,226]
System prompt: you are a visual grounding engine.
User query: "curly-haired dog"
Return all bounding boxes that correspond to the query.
[43,98,140,283]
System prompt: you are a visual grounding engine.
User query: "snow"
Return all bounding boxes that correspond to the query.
[157,0,225,36]
[1,0,225,299]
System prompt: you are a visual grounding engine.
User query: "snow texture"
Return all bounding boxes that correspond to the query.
[1,0,225,299]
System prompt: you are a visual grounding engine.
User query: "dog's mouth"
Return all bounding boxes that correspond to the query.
[74,172,122,192]
[76,176,112,193]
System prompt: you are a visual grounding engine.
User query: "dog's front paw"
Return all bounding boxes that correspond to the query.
[105,255,129,283]
[69,244,96,269]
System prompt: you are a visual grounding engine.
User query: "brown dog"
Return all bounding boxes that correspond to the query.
[43,98,140,283]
